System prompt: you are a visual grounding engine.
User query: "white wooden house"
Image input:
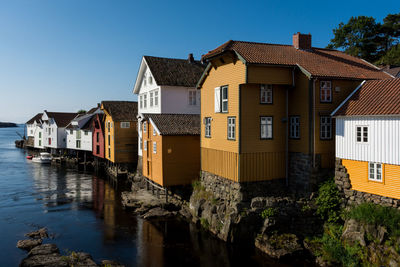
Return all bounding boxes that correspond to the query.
[132,54,205,162]
[66,107,103,152]
[332,78,400,199]
[42,111,78,154]
[26,113,44,149]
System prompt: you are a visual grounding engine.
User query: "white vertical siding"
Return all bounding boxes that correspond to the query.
[336,116,400,165]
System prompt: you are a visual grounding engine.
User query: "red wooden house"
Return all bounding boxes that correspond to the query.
[92,113,105,159]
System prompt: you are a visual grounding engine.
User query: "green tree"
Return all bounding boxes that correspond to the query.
[327,16,382,62]
[376,44,400,66]
[77,110,86,114]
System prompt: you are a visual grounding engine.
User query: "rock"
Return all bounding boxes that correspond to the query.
[178,206,192,220]
[101,260,125,267]
[17,239,43,250]
[255,233,303,259]
[66,252,98,267]
[142,207,174,219]
[25,228,49,239]
[341,219,366,247]
[28,244,59,256]
[250,197,266,210]
[20,253,67,267]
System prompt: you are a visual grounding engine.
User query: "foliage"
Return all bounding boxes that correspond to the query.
[77,109,86,114]
[301,204,312,213]
[200,218,209,229]
[375,44,400,66]
[327,13,400,63]
[346,203,400,237]
[261,207,276,219]
[192,180,202,191]
[315,223,366,267]
[315,179,342,223]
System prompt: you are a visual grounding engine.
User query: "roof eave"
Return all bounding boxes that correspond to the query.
[331,80,366,117]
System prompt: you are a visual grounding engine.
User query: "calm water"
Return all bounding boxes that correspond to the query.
[0,126,305,267]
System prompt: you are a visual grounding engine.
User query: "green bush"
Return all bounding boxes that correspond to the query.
[316,179,342,223]
[346,203,400,237]
[261,207,276,219]
[200,218,209,229]
[192,180,202,191]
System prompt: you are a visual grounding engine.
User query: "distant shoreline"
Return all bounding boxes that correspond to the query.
[0,122,18,128]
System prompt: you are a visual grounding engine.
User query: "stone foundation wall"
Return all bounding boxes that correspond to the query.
[335,158,400,208]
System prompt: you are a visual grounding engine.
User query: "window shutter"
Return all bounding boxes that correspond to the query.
[214,87,221,113]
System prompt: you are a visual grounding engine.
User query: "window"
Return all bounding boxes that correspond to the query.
[96,132,99,142]
[107,122,110,131]
[356,126,368,143]
[39,140,41,146]
[205,117,211,137]
[153,128,156,136]
[143,94,147,108]
[30,130,33,134]
[320,81,332,102]
[108,135,110,145]
[108,148,111,158]
[76,140,81,148]
[154,90,159,106]
[369,162,383,182]
[144,140,147,151]
[84,131,88,136]
[143,122,147,132]
[153,141,157,153]
[189,90,197,105]
[260,84,273,104]
[76,130,81,140]
[260,117,273,139]
[320,116,332,140]
[140,138,142,150]
[150,91,154,107]
[289,116,300,139]
[143,73,147,86]
[121,122,130,128]
[148,75,153,84]
[140,95,143,109]
[96,145,100,154]
[221,86,228,112]
[227,117,236,140]
[48,138,51,145]
[39,132,41,138]
[70,129,73,134]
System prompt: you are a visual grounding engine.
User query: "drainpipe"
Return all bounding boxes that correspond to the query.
[313,79,316,168]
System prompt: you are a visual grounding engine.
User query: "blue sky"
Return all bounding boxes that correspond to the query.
[0,0,398,122]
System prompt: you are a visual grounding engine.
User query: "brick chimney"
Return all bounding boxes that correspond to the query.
[188,53,194,63]
[293,32,312,50]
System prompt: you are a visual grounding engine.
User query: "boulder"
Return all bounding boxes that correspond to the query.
[66,252,98,267]
[25,228,49,239]
[255,233,303,259]
[142,207,174,219]
[20,253,67,267]
[101,260,125,267]
[17,239,43,250]
[28,244,59,256]
[341,219,366,247]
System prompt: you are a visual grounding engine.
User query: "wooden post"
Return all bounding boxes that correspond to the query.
[165,188,168,203]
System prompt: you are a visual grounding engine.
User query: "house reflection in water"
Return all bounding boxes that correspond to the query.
[92,176,115,240]
[136,219,165,266]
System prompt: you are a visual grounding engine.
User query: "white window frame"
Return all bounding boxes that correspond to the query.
[143,122,147,132]
[368,162,383,182]
[121,122,130,128]
[205,117,211,138]
[148,75,153,85]
[76,140,81,148]
[221,86,228,113]
[143,73,147,86]
[188,89,197,106]
[143,94,147,108]
[260,116,273,139]
[356,126,368,143]
[153,128,156,136]
[154,90,159,107]
[320,81,332,103]
[320,116,332,140]
[144,140,147,151]
[260,84,273,104]
[289,116,300,139]
[150,91,154,107]
[139,95,143,109]
[227,117,236,140]
[153,141,157,154]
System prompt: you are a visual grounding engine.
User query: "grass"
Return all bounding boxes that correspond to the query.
[346,202,400,237]
[261,207,276,219]
[200,218,210,229]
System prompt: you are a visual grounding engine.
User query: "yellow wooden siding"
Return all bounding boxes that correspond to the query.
[142,122,163,186]
[201,147,239,182]
[240,83,286,153]
[162,135,200,187]
[343,159,400,200]
[200,55,245,153]
[114,121,138,163]
[103,113,115,162]
[240,152,285,182]
[247,66,293,85]
[288,71,310,154]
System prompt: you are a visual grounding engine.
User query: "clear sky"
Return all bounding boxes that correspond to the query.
[0,0,398,123]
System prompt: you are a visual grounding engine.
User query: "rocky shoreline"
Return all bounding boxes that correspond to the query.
[17,228,124,267]
[0,122,18,128]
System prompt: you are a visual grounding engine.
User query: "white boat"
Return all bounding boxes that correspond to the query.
[32,152,52,164]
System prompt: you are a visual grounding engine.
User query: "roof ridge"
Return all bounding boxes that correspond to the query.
[144,55,202,63]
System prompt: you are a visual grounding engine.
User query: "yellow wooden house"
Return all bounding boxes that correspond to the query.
[141,114,200,187]
[198,33,392,190]
[101,101,138,168]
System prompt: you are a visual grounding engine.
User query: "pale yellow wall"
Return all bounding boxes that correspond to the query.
[247,65,293,85]
[343,159,400,200]
[114,121,138,163]
[142,122,163,186]
[103,112,115,162]
[201,147,239,182]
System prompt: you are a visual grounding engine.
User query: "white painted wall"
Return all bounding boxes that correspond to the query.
[160,86,200,114]
[66,129,92,151]
[27,124,35,137]
[33,123,44,149]
[336,116,400,165]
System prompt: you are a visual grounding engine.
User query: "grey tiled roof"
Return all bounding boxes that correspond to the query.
[143,114,200,135]
[102,101,138,122]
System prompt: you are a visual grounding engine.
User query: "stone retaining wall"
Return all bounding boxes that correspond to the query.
[335,158,400,208]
